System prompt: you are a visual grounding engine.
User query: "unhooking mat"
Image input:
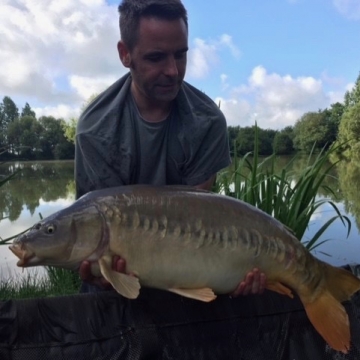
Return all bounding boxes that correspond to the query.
[1,265,360,360]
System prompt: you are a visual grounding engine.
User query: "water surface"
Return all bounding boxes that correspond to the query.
[0,159,359,281]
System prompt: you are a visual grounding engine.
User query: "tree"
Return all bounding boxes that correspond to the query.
[344,72,360,109]
[273,127,294,155]
[337,102,360,160]
[236,126,256,155]
[38,116,74,159]
[236,126,277,156]
[21,102,36,118]
[0,96,19,149]
[327,102,345,142]
[2,96,19,123]
[63,118,77,144]
[62,94,98,145]
[293,111,331,152]
[6,119,22,154]
[0,103,5,148]
[337,72,360,160]
[227,126,240,156]
[7,115,41,158]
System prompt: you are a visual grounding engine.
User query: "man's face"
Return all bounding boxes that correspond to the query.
[118,17,188,105]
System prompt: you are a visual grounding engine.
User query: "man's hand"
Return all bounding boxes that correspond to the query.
[230,268,266,297]
[79,256,126,289]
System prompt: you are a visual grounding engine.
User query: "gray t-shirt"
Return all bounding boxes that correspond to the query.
[75,73,231,198]
[131,95,171,185]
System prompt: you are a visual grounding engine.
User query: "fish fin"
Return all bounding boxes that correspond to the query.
[168,288,217,302]
[303,291,350,354]
[98,257,140,299]
[301,264,360,354]
[266,281,294,298]
[323,263,360,302]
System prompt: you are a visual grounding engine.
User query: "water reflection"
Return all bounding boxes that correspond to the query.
[0,161,75,222]
[0,158,359,280]
[0,161,75,280]
[337,161,360,230]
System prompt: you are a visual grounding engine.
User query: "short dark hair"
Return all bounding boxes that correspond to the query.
[118,0,188,51]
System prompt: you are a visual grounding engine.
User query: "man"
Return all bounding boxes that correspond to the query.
[75,0,265,295]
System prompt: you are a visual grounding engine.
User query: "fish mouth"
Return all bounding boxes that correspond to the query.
[9,244,36,267]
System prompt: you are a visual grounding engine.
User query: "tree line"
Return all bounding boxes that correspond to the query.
[229,72,360,157]
[0,72,359,161]
[0,98,74,160]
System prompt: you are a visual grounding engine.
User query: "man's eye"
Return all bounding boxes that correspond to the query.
[175,52,186,60]
[146,55,163,62]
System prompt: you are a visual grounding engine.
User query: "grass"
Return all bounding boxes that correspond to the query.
[0,155,81,299]
[214,127,351,251]
[0,133,351,299]
[0,268,81,300]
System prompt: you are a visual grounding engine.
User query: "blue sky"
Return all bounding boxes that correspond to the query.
[1,0,359,129]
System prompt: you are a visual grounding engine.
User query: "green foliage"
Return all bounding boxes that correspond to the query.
[338,103,360,146]
[337,161,360,230]
[327,102,345,141]
[2,96,19,123]
[344,73,360,109]
[336,74,360,161]
[293,111,333,152]
[228,125,240,156]
[0,161,80,299]
[7,116,42,158]
[236,126,277,155]
[216,127,350,250]
[0,268,80,300]
[63,118,77,144]
[273,127,294,155]
[0,96,19,148]
[21,102,36,118]
[38,116,74,159]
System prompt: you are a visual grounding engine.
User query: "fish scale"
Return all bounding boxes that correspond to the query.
[9,185,360,354]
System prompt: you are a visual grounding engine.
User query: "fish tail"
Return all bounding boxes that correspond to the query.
[302,264,360,354]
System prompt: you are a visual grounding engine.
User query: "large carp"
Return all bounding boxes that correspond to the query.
[9,185,360,353]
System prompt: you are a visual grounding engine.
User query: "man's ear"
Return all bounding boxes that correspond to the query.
[117,41,131,68]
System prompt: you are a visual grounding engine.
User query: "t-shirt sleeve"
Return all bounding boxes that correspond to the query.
[182,112,231,186]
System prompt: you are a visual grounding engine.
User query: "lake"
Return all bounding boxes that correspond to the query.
[0,159,359,281]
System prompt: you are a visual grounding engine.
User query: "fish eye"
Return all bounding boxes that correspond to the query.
[46,224,56,234]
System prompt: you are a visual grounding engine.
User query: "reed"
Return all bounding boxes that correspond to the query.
[215,126,350,250]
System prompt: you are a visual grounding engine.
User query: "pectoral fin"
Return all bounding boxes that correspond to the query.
[98,257,140,299]
[266,281,293,298]
[168,288,217,302]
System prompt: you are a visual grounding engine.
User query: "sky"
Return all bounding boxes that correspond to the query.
[1,0,359,129]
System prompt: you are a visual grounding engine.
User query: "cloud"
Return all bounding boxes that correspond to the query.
[69,74,118,101]
[333,0,360,20]
[33,104,80,121]
[216,66,343,129]
[0,0,122,118]
[187,34,241,79]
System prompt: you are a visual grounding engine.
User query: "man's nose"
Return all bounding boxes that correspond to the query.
[164,56,178,77]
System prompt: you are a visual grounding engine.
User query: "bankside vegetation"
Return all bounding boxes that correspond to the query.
[1,138,350,299]
[0,73,358,299]
[1,73,359,161]
[216,133,350,251]
[0,98,75,161]
[228,72,359,157]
